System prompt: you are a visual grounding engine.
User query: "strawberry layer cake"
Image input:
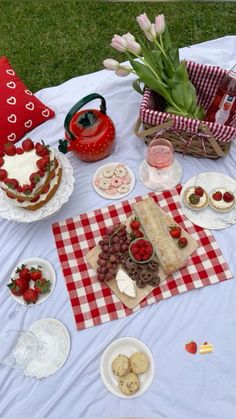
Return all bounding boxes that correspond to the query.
[0,139,62,211]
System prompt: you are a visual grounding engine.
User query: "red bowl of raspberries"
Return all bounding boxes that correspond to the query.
[129,238,154,263]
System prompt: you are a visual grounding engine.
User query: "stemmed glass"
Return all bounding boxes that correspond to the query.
[0,330,39,370]
[139,137,182,191]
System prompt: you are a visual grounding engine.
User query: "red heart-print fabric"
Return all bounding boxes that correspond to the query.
[0,56,55,151]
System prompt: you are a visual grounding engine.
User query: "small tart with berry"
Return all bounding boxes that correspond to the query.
[209,188,235,212]
[184,186,208,211]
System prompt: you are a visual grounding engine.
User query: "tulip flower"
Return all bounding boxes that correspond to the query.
[103,58,120,71]
[122,32,135,43]
[155,14,165,35]
[111,34,128,52]
[115,67,131,77]
[136,13,152,32]
[103,12,204,119]
[144,23,156,42]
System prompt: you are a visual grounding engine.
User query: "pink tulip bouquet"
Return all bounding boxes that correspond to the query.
[103,13,204,120]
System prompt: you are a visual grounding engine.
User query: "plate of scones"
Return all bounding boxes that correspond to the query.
[100,337,155,398]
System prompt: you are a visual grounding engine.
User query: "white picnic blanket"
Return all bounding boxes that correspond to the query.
[0,36,236,419]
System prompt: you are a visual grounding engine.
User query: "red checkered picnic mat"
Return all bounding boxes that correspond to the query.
[52,185,232,330]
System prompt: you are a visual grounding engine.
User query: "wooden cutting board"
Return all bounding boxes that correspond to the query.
[86,208,198,309]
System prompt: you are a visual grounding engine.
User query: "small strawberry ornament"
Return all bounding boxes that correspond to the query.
[22,138,34,152]
[185,340,197,354]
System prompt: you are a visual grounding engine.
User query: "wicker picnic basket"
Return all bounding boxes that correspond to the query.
[134,61,236,159]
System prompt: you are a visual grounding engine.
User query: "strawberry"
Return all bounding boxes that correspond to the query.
[42,184,50,194]
[16,147,24,155]
[132,230,144,239]
[23,288,39,304]
[37,169,45,177]
[17,185,23,193]
[36,158,48,171]
[185,340,197,354]
[169,226,181,239]
[7,277,29,296]
[30,195,40,203]
[0,151,4,158]
[4,178,19,190]
[34,278,51,294]
[22,184,33,195]
[4,143,16,156]
[30,267,42,281]
[130,219,140,231]
[22,138,34,152]
[35,142,49,157]
[189,193,200,205]
[16,264,31,281]
[29,172,41,185]
[212,191,222,201]
[0,158,4,167]
[194,186,204,197]
[0,169,7,181]
[178,237,188,248]
[223,191,234,203]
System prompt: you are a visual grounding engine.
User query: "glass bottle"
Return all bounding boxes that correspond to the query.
[205,64,236,127]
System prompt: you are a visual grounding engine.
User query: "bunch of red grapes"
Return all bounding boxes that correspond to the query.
[97,224,132,282]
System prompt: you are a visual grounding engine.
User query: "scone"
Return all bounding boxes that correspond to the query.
[209,188,235,212]
[130,352,149,374]
[112,354,130,377]
[119,372,139,395]
[184,186,208,211]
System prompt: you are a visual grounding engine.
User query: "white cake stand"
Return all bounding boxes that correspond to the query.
[0,150,74,223]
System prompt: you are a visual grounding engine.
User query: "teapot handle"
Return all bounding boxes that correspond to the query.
[64,93,107,140]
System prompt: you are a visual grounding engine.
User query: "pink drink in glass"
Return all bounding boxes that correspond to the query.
[147,138,174,169]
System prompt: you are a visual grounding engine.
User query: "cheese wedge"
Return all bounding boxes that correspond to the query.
[199,343,214,354]
[116,268,137,298]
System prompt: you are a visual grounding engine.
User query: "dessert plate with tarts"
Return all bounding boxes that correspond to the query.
[180,172,236,229]
[9,257,56,306]
[0,150,74,223]
[100,337,155,398]
[92,162,135,200]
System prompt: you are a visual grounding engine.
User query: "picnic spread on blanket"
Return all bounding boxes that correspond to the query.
[0,11,236,419]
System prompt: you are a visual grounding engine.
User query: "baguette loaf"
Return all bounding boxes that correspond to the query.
[133,198,186,275]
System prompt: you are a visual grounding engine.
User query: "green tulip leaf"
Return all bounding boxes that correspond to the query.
[163,24,171,50]
[172,61,189,84]
[129,56,172,102]
[132,78,144,95]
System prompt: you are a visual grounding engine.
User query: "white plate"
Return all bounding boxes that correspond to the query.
[93,162,135,199]
[0,149,74,223]
[9,258,56,306]
[180,172,236,230]
[100,337,155,398]
[25,318,70,379]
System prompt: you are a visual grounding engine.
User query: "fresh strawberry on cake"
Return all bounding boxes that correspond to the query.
[209,188,235,212]
[0,139,62,211]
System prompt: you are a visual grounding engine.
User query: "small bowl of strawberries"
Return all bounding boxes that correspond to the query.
[7,258,56,306]
[129,238,154,264]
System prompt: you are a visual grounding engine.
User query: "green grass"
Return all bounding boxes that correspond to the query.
[0,1,235,92]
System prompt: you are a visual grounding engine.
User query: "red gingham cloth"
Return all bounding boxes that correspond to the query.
[52,186,232,330]
[140,61,236,143]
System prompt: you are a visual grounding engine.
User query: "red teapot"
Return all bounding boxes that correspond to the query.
[58,93,115,162]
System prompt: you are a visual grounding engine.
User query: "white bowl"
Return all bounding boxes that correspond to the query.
[100,337,155,398]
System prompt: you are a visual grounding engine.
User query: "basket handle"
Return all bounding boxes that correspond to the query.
[199,124,227,157]
[134,117,173,138]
